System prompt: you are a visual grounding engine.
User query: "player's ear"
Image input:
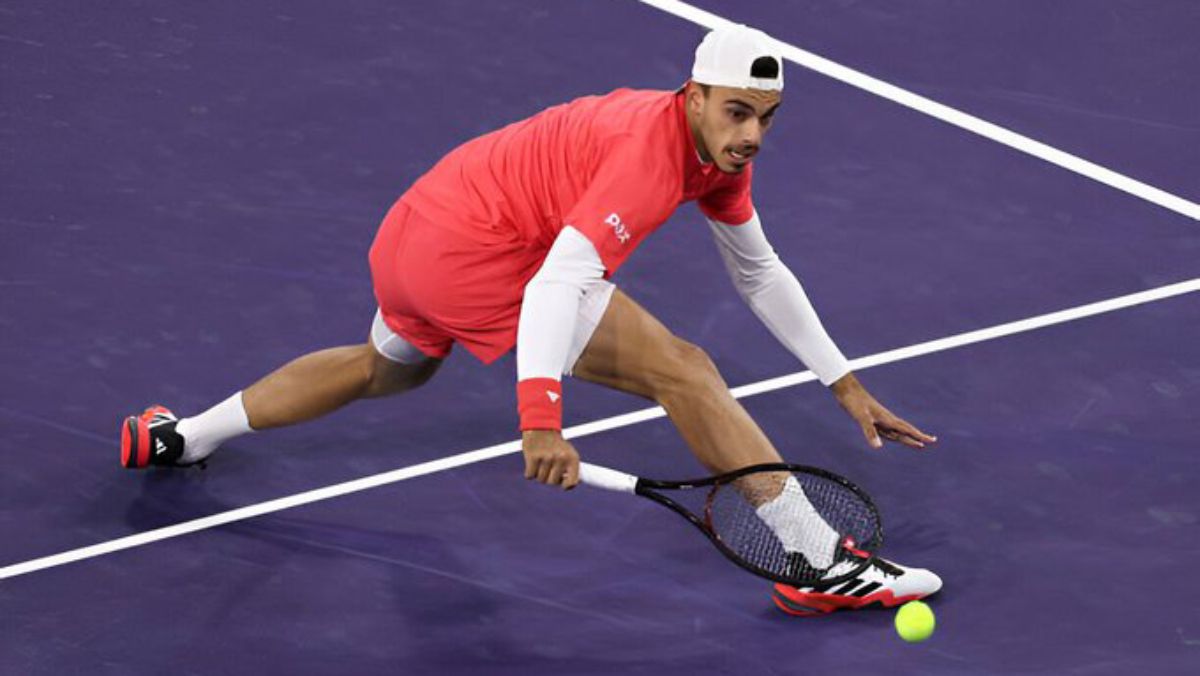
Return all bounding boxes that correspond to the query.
[685,81,707,113]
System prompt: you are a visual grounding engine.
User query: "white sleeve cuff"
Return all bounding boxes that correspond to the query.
[516,226,606,382]
[707,211,851,386]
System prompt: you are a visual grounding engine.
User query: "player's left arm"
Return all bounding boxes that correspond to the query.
[706,210,937,450]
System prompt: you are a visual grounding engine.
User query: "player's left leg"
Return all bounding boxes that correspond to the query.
[120,310,442,469]
[240,336,440,430]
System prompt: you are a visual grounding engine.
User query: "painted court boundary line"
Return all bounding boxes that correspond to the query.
[638,0,1200,222]
[2,277,1197,582]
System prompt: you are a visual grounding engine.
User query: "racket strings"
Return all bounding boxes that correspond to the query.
[706,470,879,582]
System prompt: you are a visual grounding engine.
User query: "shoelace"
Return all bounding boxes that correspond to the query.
[820,556,904,582]
[870,558,904,578]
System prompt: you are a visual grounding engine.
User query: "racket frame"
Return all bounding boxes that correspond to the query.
[582,461,883,588]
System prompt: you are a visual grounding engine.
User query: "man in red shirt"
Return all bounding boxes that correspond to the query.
[121,25,941,614]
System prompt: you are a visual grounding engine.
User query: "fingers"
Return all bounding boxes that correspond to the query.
[880,427,925,449]
[898,417,937,445]
[561,456,580,490]
[859,418,883,449]
[536,457,555,483]
[546,454,568,486]
[524,451,536,480]
[877,416,938,449]
[545,453,580,490]
[841,382,937,451]
[910,426,938,444]
[522,443,580,490]
[537,454,578,489]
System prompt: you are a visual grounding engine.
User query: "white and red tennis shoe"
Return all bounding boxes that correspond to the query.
[120,405,197,469]
[772,555,942,616]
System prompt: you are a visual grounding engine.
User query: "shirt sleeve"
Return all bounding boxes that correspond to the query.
[517,226,606,382]
[697,163,755,225]
[707,210,851,386]
[566,137,679,276]
[514,226,607,431]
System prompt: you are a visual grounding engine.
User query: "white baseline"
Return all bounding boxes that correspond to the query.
[1,277,1197,582]
[638,0,1200,222]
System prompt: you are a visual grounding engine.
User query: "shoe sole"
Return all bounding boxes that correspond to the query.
[772,586,929,617]
[120,415,149,469]
[771,593,834,616]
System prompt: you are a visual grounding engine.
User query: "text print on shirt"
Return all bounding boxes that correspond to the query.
[605,212,631,244]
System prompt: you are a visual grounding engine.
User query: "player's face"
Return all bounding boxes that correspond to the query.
[687,84,782,174]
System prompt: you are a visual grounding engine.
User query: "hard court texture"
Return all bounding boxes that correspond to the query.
[1,1,1197,674]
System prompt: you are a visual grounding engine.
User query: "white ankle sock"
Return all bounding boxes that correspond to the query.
[176,391,253,463]
[756,475,840,568]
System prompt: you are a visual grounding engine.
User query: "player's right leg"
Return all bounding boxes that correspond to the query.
[120,311,443,469]
[571,289,782,475]
[570,288,941,613]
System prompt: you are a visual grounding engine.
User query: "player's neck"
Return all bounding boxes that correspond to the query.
[686,114,714,164]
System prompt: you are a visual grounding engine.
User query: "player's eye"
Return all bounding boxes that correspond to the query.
[727,108,748,122]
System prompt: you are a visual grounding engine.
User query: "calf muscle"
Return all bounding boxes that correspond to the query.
[242,344,439,429]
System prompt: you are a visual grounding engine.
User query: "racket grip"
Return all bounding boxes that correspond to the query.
[578,462,639,494]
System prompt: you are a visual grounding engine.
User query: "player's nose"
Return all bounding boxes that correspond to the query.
[736,134,760,155]
[740,123,764,149]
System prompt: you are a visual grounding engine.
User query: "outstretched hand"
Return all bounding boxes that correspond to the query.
[830,373,937,450]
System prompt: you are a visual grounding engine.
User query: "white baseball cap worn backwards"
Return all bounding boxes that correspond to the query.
[691,24,784,92]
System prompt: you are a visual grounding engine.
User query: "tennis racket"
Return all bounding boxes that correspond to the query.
[578,461,883,587]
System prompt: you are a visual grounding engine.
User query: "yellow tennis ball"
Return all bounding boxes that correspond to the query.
[894,600,935,642]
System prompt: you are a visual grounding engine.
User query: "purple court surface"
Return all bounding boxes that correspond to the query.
[2,1,1198,674]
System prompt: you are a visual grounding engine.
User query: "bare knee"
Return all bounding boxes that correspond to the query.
[651,338,727,409]
[364,347,440,397]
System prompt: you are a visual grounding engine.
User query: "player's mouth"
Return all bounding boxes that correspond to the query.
[727,148,756,166]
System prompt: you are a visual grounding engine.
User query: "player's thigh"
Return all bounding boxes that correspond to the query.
[365,348,441,397]
[365,309,444,395]
[571,289,715,400]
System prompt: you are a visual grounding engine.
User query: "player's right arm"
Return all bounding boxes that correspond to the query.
[516,227,606,490]
[515,136,676,489]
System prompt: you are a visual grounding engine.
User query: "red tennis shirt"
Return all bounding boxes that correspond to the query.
[370,88,756,362]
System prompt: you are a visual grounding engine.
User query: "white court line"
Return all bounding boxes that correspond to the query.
[2,277,1197,582]
[638,0,1200,222]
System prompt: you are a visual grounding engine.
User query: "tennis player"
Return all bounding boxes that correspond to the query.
[120,25,941,614]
